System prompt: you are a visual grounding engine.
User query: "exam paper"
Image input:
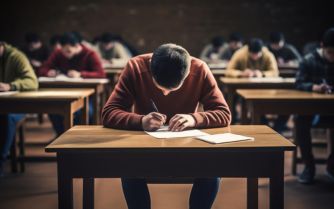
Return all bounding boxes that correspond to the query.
[196,133,254,144]
[145,126,209,139]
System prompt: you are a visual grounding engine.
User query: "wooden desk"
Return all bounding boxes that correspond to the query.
[0,88,94,131]
[38,78,110,124]
[220,77,296,117]
[46,125,295,209]
[236,89,334,124]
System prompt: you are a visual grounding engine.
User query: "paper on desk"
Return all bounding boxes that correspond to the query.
[39,75,83,82]
[145,126,209,139]
[196,133,254,144]
[0,91,19,96]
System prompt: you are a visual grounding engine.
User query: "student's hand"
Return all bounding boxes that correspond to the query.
[169,114,196,132]
[67,70,81,78]
[312,84,333,94]
[142,112,167,131]
[47,69,57,77]
[241,69,254,78]
[253,70,263,77]
[31,59,42,67]
[0,82,11,92]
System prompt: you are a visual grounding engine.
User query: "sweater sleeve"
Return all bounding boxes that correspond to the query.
[101,60,144,130]
[9,51,38,91]
[263,53,279,77]
[39,50,58,77]
[226,52,243,78]
[295,59,314,91]
[80,52,106,78]
[191,63,231,128]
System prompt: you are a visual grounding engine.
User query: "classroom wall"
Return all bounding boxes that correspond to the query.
[0,0,333,56]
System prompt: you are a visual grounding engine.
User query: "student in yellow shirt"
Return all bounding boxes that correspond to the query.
[226,38,279,78]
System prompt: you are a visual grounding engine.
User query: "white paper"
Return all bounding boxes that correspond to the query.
[196,133,254,144]
[145,126,209,139]
[39,75,83,82]
[0,91,19,96]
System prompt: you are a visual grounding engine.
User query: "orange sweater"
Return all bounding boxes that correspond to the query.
[102,53,231,130]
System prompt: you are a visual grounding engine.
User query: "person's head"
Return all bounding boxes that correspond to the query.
[71,31,84,43]
[321,28,334,63]
[248,38,264,61]
[99,33,118,50]
[59,32,82,59]
[25,33,42,50]
[49,35,61,51]
[211,36,225,49]
[228,33,243,50]
[269,32,285,50]
[151,43,191,95]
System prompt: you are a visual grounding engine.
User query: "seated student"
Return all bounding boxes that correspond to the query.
[49,34,62,52]
[226,38,279,78]
[95,32,132,67]
[40,32,106,136]
[200,36,227,64]
[22,33,49,74]
[295,28,334,184]
[0,41,38,176]
[102,43,231,209]
[268,32,302,66]
[221,32,244,61]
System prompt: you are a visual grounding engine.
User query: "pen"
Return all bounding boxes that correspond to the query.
[150,99,159,112]
[322,78,332,94]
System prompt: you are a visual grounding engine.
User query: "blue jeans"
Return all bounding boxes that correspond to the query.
[49,100,94,136]
[0,114,25,161]
[121,178,220,209]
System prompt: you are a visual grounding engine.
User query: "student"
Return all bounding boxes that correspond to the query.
[295,28,334,184]
[200,36,227,63]
[221,33,244,61]
[102,43,231,209]
[49,34,62,52]
[95,32,132,66]
[226,38,279,78]
[0,41,38,176]
[267,32,302,66]
[22,33,49,74]
[40,32,106,136]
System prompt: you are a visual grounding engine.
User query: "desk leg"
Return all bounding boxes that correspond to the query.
[64,106,73,131]
[82,97,89,125]
[270,154,284,209]
[57,156,73,209]
[247,178,258,209]
[92,90,98,125]
[250,103,261,125]
[241,98,248,124]
[83,178,94,209]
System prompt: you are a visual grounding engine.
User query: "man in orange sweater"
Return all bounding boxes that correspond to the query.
[102,43,231,209]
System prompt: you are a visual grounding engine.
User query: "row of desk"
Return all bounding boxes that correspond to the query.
[0,65,308,209]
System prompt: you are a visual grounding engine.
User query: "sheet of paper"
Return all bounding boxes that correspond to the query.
[0,91,19,96]
[196,133,254,144]
[39,75,83,82]
[145,126,209,139]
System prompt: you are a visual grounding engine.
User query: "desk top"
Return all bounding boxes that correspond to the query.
[220,77,295,84]
[0,88,95,101]
[45,125,295,152]
[237,89,334,100]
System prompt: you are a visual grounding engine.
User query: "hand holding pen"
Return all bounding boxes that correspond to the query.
[141,99,167,131]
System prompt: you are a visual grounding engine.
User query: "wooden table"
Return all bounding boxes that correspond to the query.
[38,78,110,124]
[220,77,296,117]
[237,89,334,124]
[0,88,94,131]
[46,125,295,209]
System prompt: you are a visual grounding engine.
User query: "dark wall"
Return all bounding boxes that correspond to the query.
[1,0,333,56]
